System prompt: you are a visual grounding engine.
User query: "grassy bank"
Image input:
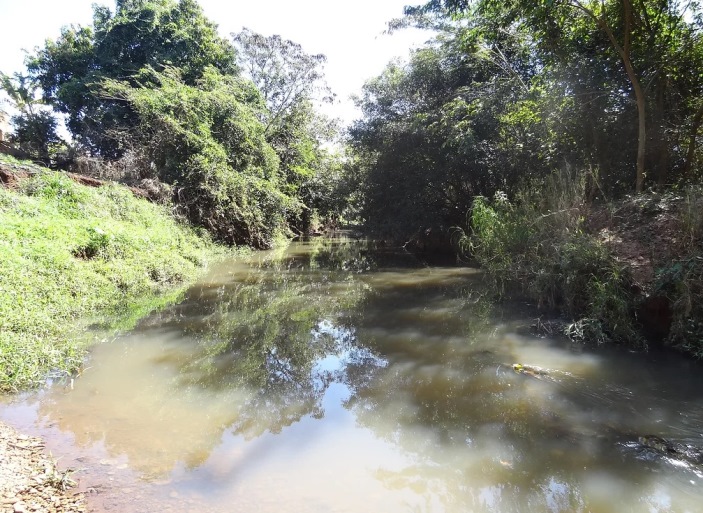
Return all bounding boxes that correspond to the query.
[0,158,225,391]
[462,171,703,357]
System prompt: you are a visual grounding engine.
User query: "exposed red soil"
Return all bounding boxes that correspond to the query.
[586,193,698,339]
[0,162,149,200]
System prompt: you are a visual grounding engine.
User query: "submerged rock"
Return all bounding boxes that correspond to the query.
[638,435,703,465]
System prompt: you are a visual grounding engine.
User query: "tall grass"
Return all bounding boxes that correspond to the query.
[0,166,224,391]
[462,169,640,346]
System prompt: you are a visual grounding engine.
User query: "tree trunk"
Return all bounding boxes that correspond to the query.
[572,0,646,192]
[682,103,703,182]
[634,84,646,192]
[620,0,646,193]
[653,77,669,187]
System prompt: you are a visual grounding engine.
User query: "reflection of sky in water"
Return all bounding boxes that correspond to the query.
[1,238,703,512]
[312,319,388,374]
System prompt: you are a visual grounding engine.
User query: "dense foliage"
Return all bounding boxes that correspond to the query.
[465,173,639,345]
[233,28,343,233]
[0,73,65,165]
[349,34,529,240]
[4,0,346,246]
[101,66,294,248]
[2,0,702,357]
[346,0,703,351]
[26,0,237,157]
[350,0,703,238]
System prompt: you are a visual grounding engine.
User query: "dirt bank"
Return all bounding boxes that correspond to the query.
[588,191,703,347]
[0,421,85,513]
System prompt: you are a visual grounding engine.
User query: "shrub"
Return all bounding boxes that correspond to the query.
[101,67,301,248]
[655,186,703,357]
[464,170,640,346]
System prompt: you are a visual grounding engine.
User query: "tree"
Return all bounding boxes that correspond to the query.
[566,1,645,191]
[233,28,343,232]
[27,0,237,157]
[349,29,536,240]
[232,28,333,133]
[409,0,703,192]
[0,72,62,164]
[100,66,295,248]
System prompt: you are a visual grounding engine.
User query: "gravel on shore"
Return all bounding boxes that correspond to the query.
[0,421,85,513]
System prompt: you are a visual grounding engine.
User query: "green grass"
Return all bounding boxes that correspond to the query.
[0,164,226,391]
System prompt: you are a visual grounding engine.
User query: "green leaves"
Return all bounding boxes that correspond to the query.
[27,0,237,156]
[233,28,332,132]
[102,67,296,248]
[349,30,532,239]
[0,72,64,165]
[0,164,221,391]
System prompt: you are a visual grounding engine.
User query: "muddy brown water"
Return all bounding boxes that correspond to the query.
[2,237,703,513]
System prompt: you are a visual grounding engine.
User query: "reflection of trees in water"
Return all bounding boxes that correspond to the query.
[33,238,703,508]
[341,313,702,513]
[32,238,390,477]
[342,357,592,512]
[334,283,628,513]
[170,237,388,438]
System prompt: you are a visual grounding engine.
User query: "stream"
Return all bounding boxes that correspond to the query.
[2,236,703,513]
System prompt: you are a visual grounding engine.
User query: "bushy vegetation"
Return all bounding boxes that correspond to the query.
[345,0,703,353]
[0,0,353,392]
[349,41,519,241]
[350,0,703,240]
[654,187,703,356]
[0,164,223,391]
[1,0,347,247]
[463,171,640,345]
[25,0,237,158]
[1,0,701,368]
[101,66,297,248]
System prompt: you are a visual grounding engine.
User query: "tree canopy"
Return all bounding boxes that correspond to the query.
[26,0,237,156]
[9,0,347,246]
[4,0,702,247]
[347,0,703,241]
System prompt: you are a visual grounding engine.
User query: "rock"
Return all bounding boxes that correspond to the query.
[0,421,86,512]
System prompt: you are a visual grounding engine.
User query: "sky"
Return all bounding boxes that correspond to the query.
[0,0,432,125]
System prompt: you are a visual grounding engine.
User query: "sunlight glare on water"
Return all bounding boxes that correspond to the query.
[2,237,703,513]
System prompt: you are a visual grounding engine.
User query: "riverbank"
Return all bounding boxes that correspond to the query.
[465,173,703,357]
[0,157,232,511]
[0,421,84,513]
[0,155,227,392]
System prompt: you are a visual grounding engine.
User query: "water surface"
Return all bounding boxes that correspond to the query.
[2,237,703,512]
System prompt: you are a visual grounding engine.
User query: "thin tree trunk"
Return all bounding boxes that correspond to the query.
[653,77,669,187]
[571,0,646,192]
[619,0,646,192]
[682,103,703,182]
[633,80,646,193]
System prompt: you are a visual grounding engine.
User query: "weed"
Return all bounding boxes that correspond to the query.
[656,256,703,357]
[464,169,641,346]
[648,187,703,357]
[680,186,703,250]
[42,455,78,492]
[0,169,224,391]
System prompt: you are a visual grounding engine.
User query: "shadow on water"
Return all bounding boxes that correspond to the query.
[2,236,703,512]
